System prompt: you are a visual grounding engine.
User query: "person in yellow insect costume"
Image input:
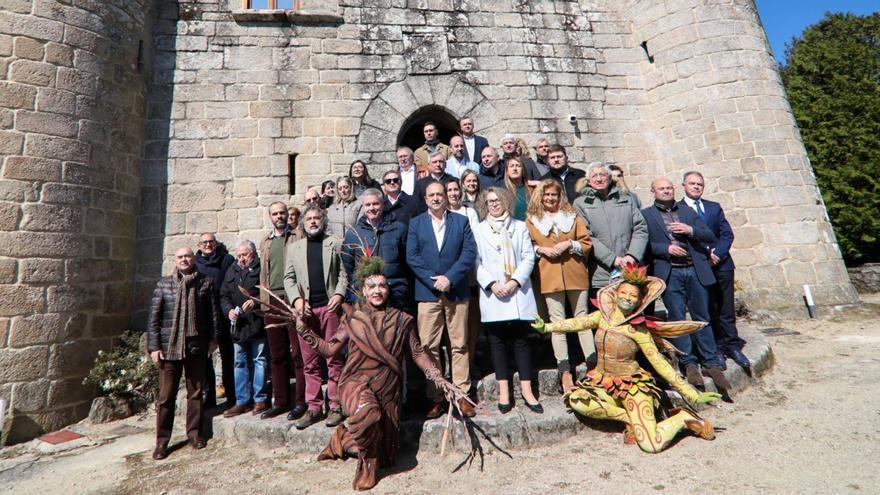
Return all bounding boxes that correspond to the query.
[532,263,722,453]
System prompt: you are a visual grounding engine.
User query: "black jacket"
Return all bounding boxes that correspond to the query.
[219,258,266,343]
[195,246,235,297]
[413,173,457,214]
[147,271,219,355]
[542,166,586,203]
[342,212,411,309]
[383,192,418,226]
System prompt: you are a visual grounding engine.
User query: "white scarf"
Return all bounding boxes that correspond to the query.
[485,213,516,279]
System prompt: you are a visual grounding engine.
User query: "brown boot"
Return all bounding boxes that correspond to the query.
[222,403,254,418]
[685,365,704,388]
[623,425,637,445]
[702,366,732,392]
[683,418,716,440]
[152,443,169,460]
[560,371,575,394]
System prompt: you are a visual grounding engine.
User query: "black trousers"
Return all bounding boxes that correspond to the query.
[485,320,533,382]
[710,269,746,354]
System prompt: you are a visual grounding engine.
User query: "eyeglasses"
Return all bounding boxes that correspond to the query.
[486,199,501,205]
[384,178,401,185]
[305,197,320,203]
[199,239,216,245]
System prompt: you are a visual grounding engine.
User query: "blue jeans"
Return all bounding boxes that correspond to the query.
[663,266,723,369]
[233,338,269,405]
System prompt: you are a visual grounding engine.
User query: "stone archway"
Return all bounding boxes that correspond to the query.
[357,75,501,154]
[396,105,460,151]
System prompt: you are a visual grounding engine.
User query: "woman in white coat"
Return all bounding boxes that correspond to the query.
[473,187,542,414]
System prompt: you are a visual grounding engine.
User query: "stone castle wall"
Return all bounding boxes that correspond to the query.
[0,0,857,442]
[0,1,152,443]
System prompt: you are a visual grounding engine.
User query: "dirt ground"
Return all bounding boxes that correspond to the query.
[4,297,880,495]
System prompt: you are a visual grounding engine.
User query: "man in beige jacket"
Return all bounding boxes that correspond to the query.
[284,204,349,429]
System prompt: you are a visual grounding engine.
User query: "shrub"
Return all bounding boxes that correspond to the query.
[83,331,159,410]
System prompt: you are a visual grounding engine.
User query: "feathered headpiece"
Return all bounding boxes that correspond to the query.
[620,261,649,286]
[355,256,386,286]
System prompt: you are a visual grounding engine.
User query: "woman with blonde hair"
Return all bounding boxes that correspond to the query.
[525,179,593,393]
[326,176,363,238]
[504,157,532,221]
[474,187,542,414]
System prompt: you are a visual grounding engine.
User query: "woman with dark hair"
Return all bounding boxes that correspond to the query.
[473,187,542,414]
[460,168,482,211]
[504,156,532,221]
[349,160,380,198]
[320,180,336,209]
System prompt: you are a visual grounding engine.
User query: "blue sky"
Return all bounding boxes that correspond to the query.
[755,0,878,63]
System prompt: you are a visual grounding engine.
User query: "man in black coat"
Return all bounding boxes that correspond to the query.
[540,144,585,203]
[195,233,235,409]
[219,240,269,418]
[147,247,219,460]
[413,152,457,214]
[381,169,417,226]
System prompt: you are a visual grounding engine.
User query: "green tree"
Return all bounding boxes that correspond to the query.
[780,12,880,264]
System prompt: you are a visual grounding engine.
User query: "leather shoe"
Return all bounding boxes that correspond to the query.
[293,410,325,430]
[189,437,207,450]
[222,403,253,418]
[152,444,169,460]
[727,349,751,370]
[425,401,447,420]
[260,405,289,420]
[458,399,476,418]
[287,404,308,421]
[685,365,704,388]
[497,401,513,414]
[252,401,270,415]
[702,366,732,391]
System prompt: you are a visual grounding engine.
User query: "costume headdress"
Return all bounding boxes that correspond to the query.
[620,262,649,286]
[355,256,385,287]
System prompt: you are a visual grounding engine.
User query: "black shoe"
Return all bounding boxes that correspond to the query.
[287,404,308,421]
[521,395,543,414]
[727,349,751,371]
[152,444,169,460]
[260,406,289,420]
[498,401,513,414]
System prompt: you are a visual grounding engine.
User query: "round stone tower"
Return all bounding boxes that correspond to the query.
[0,1,152,443]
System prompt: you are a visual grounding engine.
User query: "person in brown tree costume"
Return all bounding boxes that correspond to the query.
[249,257,470,491]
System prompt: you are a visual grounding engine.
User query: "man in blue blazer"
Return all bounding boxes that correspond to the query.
[459,116,489,164]
[681,172,749,371]
[406,181,477,419]
[641,178,730,391]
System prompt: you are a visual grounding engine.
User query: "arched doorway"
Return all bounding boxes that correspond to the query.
[397,105,460,151]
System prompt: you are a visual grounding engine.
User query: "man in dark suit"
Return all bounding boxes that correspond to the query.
[459,116,488,164]
[681,171,749,371]
[406,181,477,419]
[381,169,417,226]
[413,152,456,214]
[641,178,730,391]
[541,144,585,203]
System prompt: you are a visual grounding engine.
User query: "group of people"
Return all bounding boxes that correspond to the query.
[145,115,750,483]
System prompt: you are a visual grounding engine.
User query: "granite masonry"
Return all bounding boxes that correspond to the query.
[0,0,858,443]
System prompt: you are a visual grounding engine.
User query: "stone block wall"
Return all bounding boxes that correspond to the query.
[0,1,152,443]
[617,0,857,310]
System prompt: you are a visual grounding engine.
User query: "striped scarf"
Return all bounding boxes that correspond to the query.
[486,212,516,280]
[167,269,200,361]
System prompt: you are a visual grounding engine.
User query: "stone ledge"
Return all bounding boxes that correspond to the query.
[208,324,772,453]
[231,9,344,24]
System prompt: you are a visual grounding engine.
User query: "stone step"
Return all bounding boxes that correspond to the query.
[207,324,771,453]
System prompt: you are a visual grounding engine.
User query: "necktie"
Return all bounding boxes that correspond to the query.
[696,200,706,219]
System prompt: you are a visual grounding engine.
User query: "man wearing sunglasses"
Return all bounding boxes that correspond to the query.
[381,169,417,226]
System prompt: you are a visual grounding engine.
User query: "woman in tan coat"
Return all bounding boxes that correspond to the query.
[525,179,593,392]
